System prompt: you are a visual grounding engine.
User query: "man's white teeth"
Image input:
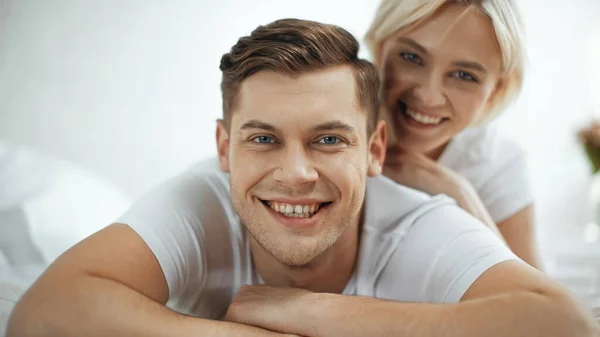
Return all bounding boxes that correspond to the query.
[268,201,322,218]
[405,108,442,125]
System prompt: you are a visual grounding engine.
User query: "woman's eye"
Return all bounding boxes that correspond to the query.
[452,71,478,83]
[399,52,422,65]
[318,136,340,145]
[252,136,275,144]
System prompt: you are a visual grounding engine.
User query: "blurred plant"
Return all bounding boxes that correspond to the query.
[579,121,600,174]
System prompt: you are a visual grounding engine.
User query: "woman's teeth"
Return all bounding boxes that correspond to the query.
[267,201,321,218]
[405,108,443,125]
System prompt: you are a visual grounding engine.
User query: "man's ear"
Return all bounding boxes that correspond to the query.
[216,119,231,173]
[367,120,387,177]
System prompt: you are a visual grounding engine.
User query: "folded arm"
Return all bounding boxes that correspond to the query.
[225,261,600,337]
[225,204,597,337]
[7,224,297,337]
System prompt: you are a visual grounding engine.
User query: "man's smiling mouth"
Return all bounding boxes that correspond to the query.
[259,200,332,218]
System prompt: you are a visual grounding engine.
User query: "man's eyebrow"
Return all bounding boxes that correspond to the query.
[239,120,278,132]
[311,121,357,134]
[396,37,428,55]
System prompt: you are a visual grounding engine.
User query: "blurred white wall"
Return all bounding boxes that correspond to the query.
[496,0,600,253]
[1,0,599,256]
[0,0,377,198]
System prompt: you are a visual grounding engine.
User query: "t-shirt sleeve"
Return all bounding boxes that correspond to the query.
[477,141,534,223]
[115,178,207,301]
[383,204,520,304]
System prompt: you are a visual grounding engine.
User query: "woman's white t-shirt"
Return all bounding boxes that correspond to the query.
[439,125,533,223]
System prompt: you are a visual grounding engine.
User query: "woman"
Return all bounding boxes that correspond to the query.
[365,0,542,268]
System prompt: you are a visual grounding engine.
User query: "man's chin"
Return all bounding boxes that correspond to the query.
[274,237,324,263]
[252,233,327,268]
[276,256,315,268]
[272,248,323,268]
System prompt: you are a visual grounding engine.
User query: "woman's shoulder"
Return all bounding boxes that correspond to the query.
[439,126,534,223]
[439,124,526,170]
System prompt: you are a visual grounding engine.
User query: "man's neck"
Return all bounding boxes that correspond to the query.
[249,218,361,294]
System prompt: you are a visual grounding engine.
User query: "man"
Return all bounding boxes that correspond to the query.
[7,18,599,337]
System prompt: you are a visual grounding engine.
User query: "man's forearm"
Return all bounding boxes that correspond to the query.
[7,275,293,337]
[300,292,600,337]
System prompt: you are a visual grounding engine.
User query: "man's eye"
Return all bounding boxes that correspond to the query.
[318,136,341,145]
[252,136,275,144]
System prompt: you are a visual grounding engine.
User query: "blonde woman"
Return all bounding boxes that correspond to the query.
[366,0,541,268]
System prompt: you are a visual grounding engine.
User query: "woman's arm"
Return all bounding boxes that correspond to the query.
[496,206,542,269]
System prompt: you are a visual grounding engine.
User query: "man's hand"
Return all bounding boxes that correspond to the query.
[224,285,314,337]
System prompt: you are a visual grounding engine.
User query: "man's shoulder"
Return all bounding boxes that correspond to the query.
[119,156,237,234]
[153,156,231,204]
[172,156,229,187]
[363,175,456,235]
[358,181,515,302]
[115,157,244,317]
[371,203,515,303]
[357,177,513,302]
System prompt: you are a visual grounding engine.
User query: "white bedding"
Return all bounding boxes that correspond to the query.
[0,280,23,337]
[0,141,131,335]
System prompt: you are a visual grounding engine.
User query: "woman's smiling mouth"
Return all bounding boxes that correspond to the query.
[396,100,450,128]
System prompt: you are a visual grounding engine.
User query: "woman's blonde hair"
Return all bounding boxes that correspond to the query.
[365,0,526,122]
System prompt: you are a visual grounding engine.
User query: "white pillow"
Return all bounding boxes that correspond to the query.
[0,141,131,287]
[0,280,24,337]
[22,161,132,263]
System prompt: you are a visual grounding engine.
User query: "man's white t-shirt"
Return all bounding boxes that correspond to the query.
[117,157,519,319]
[439,125,533,223]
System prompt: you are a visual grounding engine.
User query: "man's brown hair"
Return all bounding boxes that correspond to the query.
[219,18,380,134]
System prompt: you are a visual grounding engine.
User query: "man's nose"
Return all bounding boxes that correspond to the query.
[272,143,319,185]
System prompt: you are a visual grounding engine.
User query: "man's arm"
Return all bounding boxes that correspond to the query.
[224,261,600,337]
[225,203,597,337]
[306,261,599,337]
[6,224,297,337]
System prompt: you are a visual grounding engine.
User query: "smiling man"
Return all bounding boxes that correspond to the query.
[7,18,600,337]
